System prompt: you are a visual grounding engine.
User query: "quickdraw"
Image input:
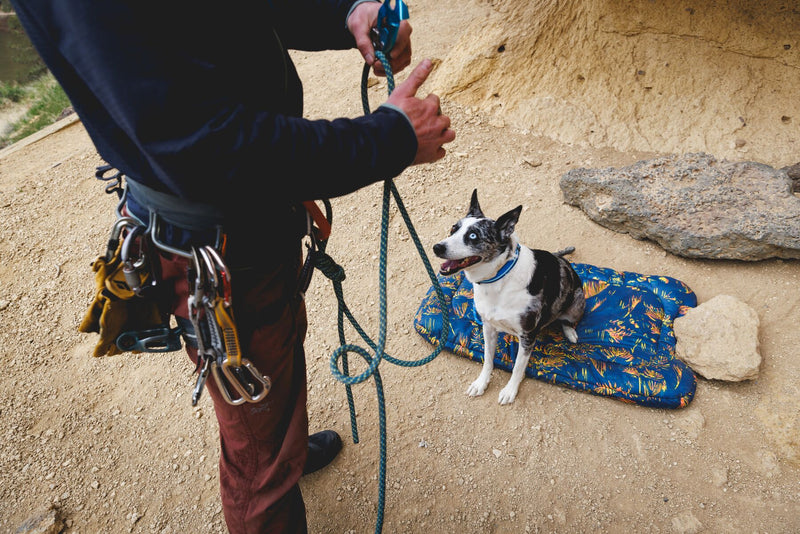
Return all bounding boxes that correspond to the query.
[188,244,271,407]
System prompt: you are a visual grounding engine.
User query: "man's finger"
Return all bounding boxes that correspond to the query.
[391,59,433,98]
[352,31,377,66]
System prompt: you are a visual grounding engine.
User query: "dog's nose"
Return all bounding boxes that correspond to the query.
[432,243,445,256]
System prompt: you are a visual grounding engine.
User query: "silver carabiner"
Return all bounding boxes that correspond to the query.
[121,225,148,294]
[104,216,140,261]
[210,359,247,406]
[220,358,271,403]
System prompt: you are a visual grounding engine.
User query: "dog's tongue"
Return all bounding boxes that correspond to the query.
[440,259,461,275]
[439,256,481,275]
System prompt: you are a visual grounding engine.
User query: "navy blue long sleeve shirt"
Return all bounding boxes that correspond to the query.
[11,1,417,216]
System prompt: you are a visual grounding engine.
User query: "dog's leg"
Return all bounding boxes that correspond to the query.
[561,323,578,343]
[558,287,585,343]
[498,337,533,405]
[467,322,497,397]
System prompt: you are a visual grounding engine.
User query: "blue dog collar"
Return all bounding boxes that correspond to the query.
[477,244,520,284]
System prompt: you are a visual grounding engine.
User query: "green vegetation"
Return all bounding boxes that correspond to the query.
[0,73,71,149]
[0,13,64,149]
[0,82,25,103]
[1,14,48,84]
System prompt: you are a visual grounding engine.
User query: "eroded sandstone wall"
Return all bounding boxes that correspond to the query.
[431,0,799,166]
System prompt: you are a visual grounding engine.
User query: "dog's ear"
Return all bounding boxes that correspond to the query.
[496,205,522,240]
[467,189,484,218]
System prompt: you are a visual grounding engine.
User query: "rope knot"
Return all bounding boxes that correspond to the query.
[312,251,346,283]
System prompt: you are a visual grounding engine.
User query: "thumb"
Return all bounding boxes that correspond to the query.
[391,58,433,98]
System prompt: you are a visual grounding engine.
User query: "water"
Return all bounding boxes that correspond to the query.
[0,14,44,84]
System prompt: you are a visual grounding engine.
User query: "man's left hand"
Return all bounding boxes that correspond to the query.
[347,1,412,77]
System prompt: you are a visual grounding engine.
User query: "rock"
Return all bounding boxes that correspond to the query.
[781,161,800,192]
[15,506,64,534]
[560,153,800,260]
[675,409,705,440]
[673,295,761,381]
[710,466,728,488]
[672,511,703,534]
[55,106,75,121]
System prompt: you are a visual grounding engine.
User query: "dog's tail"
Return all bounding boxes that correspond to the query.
[554,246,576,257]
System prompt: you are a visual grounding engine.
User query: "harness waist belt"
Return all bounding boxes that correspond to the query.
[126,179,225,231]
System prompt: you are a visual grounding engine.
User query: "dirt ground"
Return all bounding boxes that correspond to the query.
[1,1,799,533]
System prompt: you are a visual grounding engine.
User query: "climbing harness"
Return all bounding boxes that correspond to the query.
[309,2,450,532]
[86,166,273,407]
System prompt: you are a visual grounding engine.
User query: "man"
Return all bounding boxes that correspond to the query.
[10,1,454,532]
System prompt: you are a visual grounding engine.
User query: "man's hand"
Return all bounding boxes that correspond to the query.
[387,59,456,165]
[347,1,412,77]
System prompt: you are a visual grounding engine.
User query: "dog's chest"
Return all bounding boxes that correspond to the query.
[473,285,533,335]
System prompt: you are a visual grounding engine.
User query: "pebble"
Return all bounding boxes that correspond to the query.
[15,506,63,534]
[523,158,543,167]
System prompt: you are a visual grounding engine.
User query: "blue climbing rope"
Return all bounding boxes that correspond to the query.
[311,50,450,533]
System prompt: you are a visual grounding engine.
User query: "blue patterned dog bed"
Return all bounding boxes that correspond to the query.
[413,263,697,409]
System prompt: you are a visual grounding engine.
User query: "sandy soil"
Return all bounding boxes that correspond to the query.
[1,1,798,533]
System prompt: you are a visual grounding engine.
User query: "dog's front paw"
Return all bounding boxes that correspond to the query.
[562,325,578,344]
[498,383,520,405]
[466,378,489,397]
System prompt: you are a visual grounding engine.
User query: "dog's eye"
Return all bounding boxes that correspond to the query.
[449,225,458,236]
[468,232,477,240]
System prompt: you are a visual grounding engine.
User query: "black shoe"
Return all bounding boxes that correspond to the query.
[303,430,342,475]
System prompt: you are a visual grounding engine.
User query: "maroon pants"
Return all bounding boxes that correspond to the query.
[159,248,310,534]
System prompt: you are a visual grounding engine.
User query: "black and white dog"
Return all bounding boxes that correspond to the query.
[432,189,585,404]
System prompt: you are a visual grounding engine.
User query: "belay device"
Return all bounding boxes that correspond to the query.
[370,0,408,53]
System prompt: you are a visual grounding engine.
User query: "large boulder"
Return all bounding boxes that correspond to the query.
[559,153,800,260]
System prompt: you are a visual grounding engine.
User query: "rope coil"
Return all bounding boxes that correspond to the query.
[316,50,450,533]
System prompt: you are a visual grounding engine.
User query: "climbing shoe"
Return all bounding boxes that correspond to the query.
[303,430,342,475]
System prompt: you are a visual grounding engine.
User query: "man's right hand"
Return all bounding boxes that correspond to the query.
[386,59,456,165]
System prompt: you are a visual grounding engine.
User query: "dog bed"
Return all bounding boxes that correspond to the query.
[413,263,697,409]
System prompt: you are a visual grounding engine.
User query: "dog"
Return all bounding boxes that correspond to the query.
[432,189,585,404]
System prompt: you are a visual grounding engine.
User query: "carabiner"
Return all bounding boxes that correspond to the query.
[104,217,140,262]
[203,246,232,306]
[121,225,148,294]
[220,358,272,404]
[210,359,247,406]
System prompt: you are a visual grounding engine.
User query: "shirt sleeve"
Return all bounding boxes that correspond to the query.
[265,0,366,51]
[10,0,418,212]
